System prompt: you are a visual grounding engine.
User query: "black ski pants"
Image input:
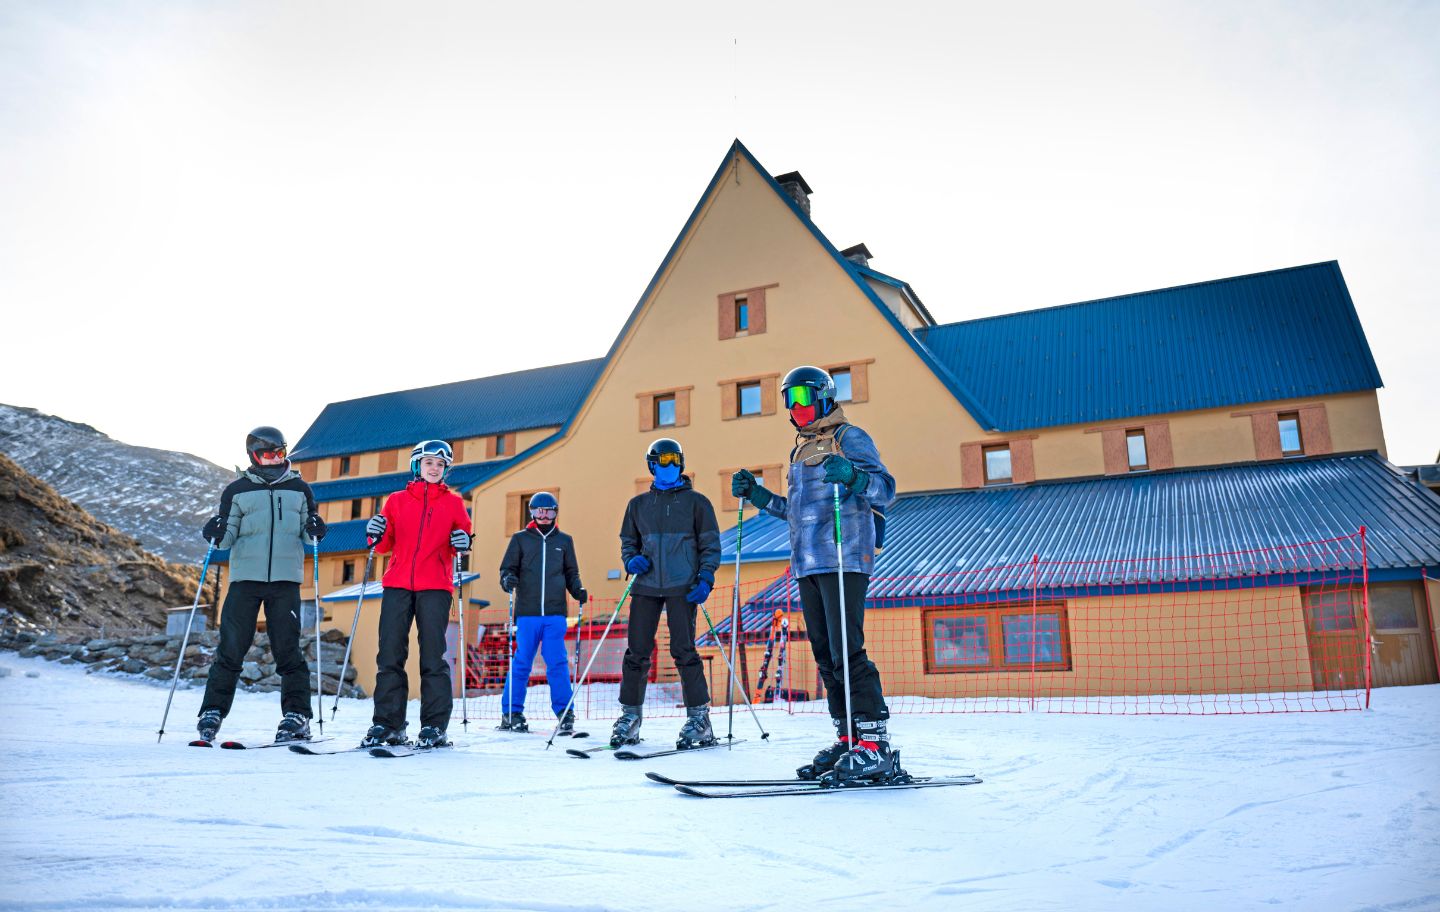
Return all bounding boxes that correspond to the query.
[372,587,453,732]
[201,580,311,718]
[798,571,888,722]
[619,594,709,708]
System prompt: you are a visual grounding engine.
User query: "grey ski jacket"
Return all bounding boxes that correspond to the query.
[215,465,317,584]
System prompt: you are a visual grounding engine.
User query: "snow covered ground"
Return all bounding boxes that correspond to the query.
[1,654,1437,912]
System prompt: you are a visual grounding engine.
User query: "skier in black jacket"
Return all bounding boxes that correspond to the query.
[497,492,587,734]
[614,438,722,749]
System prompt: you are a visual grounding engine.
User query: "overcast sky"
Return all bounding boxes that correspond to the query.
[2,1,1436,469]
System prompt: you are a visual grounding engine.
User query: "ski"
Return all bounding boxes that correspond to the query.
[614,739,745,761]
[288,743,377,756]
[674,775,982,799]
[218,737,333,751]
[188,739,214,748]
[566,743,622,759]
[368,743,455,758]
[498,728,591,740]
[646,771,977,788]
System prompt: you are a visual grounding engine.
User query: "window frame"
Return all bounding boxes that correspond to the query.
[349,499,362,520]
[737,381,763,417]
[982,444,1013,486]
[1125,428,1149,471]
[654,393,677,428]
[735,296,749,333]
[341,560,356,584]
[1277,411,1304,456]
[832,368,853,403]
[338,456,352,477]
[923,604,1072,674]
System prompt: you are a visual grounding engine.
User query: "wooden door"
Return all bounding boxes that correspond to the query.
[1301,588,1366,691]
[1367,582,1438,687]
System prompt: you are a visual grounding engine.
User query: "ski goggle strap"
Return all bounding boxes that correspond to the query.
[784,385,817,409]
[652,451,683,468]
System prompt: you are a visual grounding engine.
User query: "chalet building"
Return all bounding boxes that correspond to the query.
[213,140,1440,702]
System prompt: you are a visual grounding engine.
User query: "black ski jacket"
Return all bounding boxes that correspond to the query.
[499,523,584,618]
[619,478,721,598]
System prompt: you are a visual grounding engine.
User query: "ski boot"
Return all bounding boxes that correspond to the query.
[498,711,529,733]
[274,712,311,743]
[416,726,451,749]
[610,704,642,747]
[196,709,222,743]
[675,703,717,750]
[360,724,407,748]
[830,718,907,784]
[555,708,576,736]
[796,717,850,780]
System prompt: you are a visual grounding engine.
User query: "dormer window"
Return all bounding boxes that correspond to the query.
[1126,429,1148,471]
[983,445,1012,486]
[1278,412,1303,455]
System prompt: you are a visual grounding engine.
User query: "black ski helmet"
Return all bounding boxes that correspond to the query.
[245,426,287,461]
[646,437,684,475]
[528,491,559,517]
[781,366,837,420]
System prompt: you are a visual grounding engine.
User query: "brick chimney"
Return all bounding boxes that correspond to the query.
[773,171,813,217]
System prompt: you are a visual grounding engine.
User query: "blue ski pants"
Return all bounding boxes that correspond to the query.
[501,615,573,716]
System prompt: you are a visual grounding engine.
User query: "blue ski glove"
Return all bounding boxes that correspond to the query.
[365,515,387,546]
[625,554,651,576]
[686,571,714,605]
[305,513,327,541]
[822,455,868,494]
[201,515,226,545]
[730,469,773,509]
[450,529,471,551]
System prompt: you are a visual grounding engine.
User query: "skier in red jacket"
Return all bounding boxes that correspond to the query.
[360,440,472,749]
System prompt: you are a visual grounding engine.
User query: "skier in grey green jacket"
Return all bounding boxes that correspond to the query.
[195,427,326,745]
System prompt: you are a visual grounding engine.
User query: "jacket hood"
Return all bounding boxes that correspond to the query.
[795,404,849,438]
[243,462,300,486]
[404,478,453,498]
[525,520,560,533]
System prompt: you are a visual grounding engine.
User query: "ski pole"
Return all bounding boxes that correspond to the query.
[571,603,584,705]
[726,502,744,743]
[503,589,516,726]
[312,537,324,735]
[834,483,852,745]
[545,575,638,750]
[330,547,375,719]
[455,554,469,731]
[696,599,769,741]
[157,543,214,742]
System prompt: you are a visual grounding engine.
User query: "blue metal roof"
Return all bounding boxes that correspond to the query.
[915,261,1383,432]
[319,574,482,602]
[723,453,1440,620]
[290,359,603,461]
[310,457,524,504]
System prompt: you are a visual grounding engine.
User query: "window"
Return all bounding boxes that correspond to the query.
[738,382,762,416]
[350,499,362,520]
[983,445,1012,485]
[341,560,355,584]
[371,496,382,514]
[925,606,1071,673]
[637,387,692,430]
[495,434,507,456]
[735,297,749,333]
[339,456,352,476]
[1126,429,1148,471]
[832,369,853,403]
[655,394,677,428]
[1304,590,1357,632]
[1370,585,1421,630]
[1278,412,1303,455]
[718,285,773,340]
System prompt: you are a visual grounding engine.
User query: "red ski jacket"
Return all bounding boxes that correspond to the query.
[375,480,471,592]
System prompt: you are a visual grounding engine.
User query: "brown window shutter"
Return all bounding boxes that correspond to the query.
[505,492,522,535]
[451,439,465,463]
[1145,422,1175,469]
[483,436,496,459]
[761,376,777,415]
[505,433,517,455]
[1011,439,1036,484]
[378,450,397,474]
[749,287,768,334]
[638,395,655,432]
[720,382,738,420]
[1101,428,1128,475]
[331,457,342,477]
[718,293,737,341]
[850,362,870,402]
[1298,406,1333,455]
[959,443,984,489]
[295,460,316,482]
[331,559,344,586]
[675,389,691,427]
[1251,413,1283,460]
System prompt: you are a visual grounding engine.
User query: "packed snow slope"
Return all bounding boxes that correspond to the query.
[1,655,1437,912]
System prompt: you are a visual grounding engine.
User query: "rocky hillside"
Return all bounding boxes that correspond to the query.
[0,404,234,564]
[0,451,204,633]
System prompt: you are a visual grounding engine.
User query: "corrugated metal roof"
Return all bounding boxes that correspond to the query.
[914,261,1383,432]
[319,573,481,602]
[730,454,1440,614]
[310,458,522,504]
[290,359,603,461]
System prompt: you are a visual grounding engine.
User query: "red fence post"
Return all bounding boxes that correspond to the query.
[1030,554,1040,712]
[1361,526,1371,710]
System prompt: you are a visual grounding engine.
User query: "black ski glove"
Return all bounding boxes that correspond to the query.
[201,515,226,545]
[365,515,387,546]
[500,573,518,593]
[305,513,327,541]
[576,588,588,605]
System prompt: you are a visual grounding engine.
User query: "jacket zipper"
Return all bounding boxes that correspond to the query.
[267,488,276,582]
[538,527,549,617]
[411,484,430,590]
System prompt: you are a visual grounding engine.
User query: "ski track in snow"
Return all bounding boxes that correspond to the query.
[2,654,1439,911]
